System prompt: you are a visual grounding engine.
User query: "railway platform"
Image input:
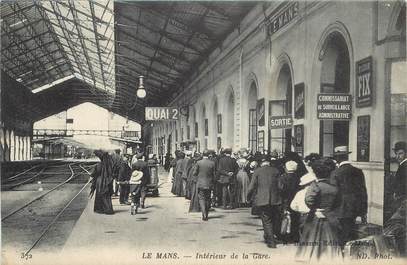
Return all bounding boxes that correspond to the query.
[2,163,298,265]
[56,167,297,265]
[3,163,406,265]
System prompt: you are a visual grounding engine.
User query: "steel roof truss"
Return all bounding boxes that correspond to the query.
[118,29,193,66]
[49,1,86,82]
[33,2,74,74]
[137,4,215,42]
[10,2,65,79]
[68,0,97,88]
[118,11,202,56]
[2,21,55,84]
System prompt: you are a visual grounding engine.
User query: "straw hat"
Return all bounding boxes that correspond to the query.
[333,146,352,156]
[285,160,298,172]
[299,172,317,186]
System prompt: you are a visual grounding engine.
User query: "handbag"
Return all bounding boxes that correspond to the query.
[280,211,292,235]
[168,167,173,183]
[251,206,261,216]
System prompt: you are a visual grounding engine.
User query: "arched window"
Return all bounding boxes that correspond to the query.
[212,97,220,151]
[269,64,293,153]
[202,104,207,150]
[319,32,351,157]
[248,82,258,152]
[226,89,235,148]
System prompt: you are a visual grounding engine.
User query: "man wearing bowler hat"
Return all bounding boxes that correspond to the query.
[247,155,281,248]
[193,150,216,221]
[330,146,368,245]
[392,141,407,212]
[217,148,238,209]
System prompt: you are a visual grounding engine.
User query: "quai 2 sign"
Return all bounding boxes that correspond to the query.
[145,107,179,120]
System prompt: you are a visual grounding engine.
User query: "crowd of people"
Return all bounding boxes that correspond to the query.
[167,142,406,260]
[90,149,159,215]
[88,141,406,261]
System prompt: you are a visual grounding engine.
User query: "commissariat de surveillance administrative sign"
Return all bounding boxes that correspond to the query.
[317,93,352,120]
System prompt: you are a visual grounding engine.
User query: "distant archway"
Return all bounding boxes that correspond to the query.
[225,87,235,149]
[247,81,258,152]
[211,97,219,151]
[319,31,351,157]
[201,104,207,150]
[269,63,293,153]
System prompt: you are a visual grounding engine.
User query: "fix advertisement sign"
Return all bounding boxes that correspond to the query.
[145,107,179,120]
[356,56,373,107]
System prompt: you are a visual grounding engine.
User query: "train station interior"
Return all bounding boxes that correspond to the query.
[1,1,406,264]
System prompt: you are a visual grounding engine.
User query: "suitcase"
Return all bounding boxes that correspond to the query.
[355,223,382,239]
[344,234,399,259]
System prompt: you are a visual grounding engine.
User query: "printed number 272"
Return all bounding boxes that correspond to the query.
[21,253,32,260]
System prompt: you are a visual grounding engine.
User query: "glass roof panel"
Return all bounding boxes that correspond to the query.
[37,0,115,94]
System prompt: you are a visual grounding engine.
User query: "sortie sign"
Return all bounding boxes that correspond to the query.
[145,107,179,121]
[317,93,352,120]
[269,115,293,129]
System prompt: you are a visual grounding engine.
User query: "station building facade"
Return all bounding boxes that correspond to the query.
[146,1,406,225]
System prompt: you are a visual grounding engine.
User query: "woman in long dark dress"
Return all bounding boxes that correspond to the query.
[174,152,186,196]
[189,153,202,212]
[90,150,114,215]
[236,154,250,207]
[185,153,198,200]
[296,158,342,261]
[171,151,181,194]
[279,161,301,243]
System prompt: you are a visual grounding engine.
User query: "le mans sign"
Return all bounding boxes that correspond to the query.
[268,1,299,36]
[317,93,352,120]
[145,107,179,121]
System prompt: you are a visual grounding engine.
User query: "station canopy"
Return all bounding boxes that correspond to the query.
[1,0,258,123]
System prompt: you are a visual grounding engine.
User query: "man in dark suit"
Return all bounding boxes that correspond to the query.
[132,153,150,209]
[217,148,238,209]
[392,141,407,213]
[193,150,216,221]
[247,155,282,248]
[118,155,131,205]
[330,146,368,244]
[111,149,122,197]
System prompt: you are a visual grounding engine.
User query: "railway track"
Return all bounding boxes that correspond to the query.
[2,162,81,190]
[1,161,96,256]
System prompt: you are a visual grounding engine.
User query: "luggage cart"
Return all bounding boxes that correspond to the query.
[147,159,159,196]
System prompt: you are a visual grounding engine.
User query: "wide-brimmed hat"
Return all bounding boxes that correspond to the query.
[393,141,407,152]
[259,154,269,162]
[270,150,279,158]
[285,160,298,172]
[333,146,352,156]
[300,172,317,186]
[223,148,232,154]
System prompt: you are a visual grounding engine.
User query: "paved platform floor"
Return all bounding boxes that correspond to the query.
[3,167,403,265]
[61,168,297,265]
